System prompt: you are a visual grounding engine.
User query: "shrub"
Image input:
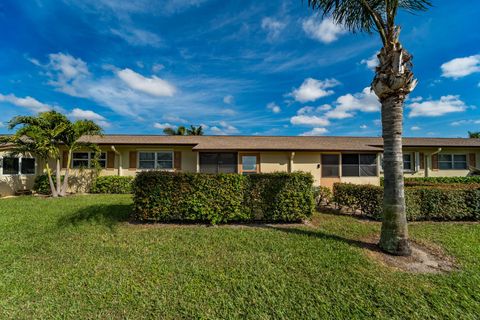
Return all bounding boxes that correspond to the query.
[313,186,332,207]
[132,171,314,224]
[90,176,134,194]
[33,174,64,195]
[333,183,480,221]
[381,176,480,186]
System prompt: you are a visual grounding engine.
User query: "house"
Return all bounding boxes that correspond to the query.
[1,135,480,196]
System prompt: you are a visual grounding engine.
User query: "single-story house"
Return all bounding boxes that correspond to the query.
[1,135,480,196]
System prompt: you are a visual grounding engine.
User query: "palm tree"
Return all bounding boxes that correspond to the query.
[163,125,204,136]
[306,0,431,256]
[59,120,103,196]
[187,125,204,136]
[163,126,187,136]
[468,131,480,138]
[1,111,69,197]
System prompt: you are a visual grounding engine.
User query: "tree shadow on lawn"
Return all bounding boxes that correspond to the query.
[57,204,132,230]
[259,225,381,253]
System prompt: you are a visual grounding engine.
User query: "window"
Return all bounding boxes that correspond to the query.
[199,153,237,174]
[438,154,467,170]
[138,151,173,170]
[240,154,259,174]
[321,154,339,177]
[21,158,36,174]
[403,153,413,171]
[1,157,35,175]
[341,154,377,177]
[72,152,106,169]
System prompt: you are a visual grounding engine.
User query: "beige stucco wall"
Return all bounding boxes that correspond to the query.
[0,151,41,197]
[259,152,289,173]
[292,152,321,186]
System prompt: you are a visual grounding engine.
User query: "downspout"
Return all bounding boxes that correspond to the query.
[289,152,295,173]
[111,145,122,176]
[426,147,442,177]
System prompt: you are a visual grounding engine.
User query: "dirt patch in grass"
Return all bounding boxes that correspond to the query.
[363,236,457,274]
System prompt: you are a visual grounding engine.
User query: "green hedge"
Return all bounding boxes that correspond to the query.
[132,172,315,224]
[313,186,333,207]
[381,176,480,186]
[90,176,134,194]
[333,183,480,221]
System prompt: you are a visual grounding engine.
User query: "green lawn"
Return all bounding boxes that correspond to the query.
[1,195,479,319]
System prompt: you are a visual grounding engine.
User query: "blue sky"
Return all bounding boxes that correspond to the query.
[0,0,479,137]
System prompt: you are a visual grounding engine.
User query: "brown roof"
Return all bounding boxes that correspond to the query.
[76,135,480,151]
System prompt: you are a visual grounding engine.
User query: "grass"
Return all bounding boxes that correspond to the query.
[1,194,479,319]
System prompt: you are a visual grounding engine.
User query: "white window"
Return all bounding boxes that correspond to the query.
[380,153,415,172]
[438,154,467,170]
[72,152,106,168]
[403,153,413,171]
[138,151,173,170]
[0,157,36,175]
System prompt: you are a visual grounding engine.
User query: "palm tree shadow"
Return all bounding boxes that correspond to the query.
[260,225,381,253]
[57,204,132,230]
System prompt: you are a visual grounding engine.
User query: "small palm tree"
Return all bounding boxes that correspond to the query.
[468,131,480,138]
[305,0,431,256]
[187,125,204,136]
[59,120,103,196]
[163,126,187,136]
[1,111,69,197]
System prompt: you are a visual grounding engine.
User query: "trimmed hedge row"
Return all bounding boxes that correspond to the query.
[333,183,480,221]
[132,171,315,224]
[381,176,480,186]
[90,176,134,194]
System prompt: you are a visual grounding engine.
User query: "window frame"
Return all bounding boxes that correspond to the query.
[321,154,340,178]
[199,152,238,174]
[137,151,174,170]
[0,156,36,176]
[239,153,260,175]
[438,153,468,170]
[71,152,107,169]
[341,153,378,177]
[403,152,414,172]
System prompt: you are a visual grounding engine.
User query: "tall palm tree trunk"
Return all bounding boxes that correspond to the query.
[45,163,58,197]
[379,95,410,255]
[60,150,71,196]
[373,27,416,256]
[56,158,62,196]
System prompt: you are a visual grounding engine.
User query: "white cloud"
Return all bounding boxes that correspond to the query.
[0,93,52,112]
[290,115,330,127]
[316,104,331,111]
[153,122,174,129]
[152,63,165,73]
[360,124,368,129]
[450,119,480,126]
[117,68,176,97]
[410,126,421,131]
[267,102,281,113]
[290,78,339,103]
[325,87,380,119]
[300,127,328,136]
[43,53,90,96]
[162,115,187,123]
[209,120,238,135]
[223,95,234,104]
[441,54,480,79]
[361,53,378,70]
[110,27,162,47]
[408,95,468,117]
[261,17,286,41]
[302,16,346,44]
[69,108,110,127]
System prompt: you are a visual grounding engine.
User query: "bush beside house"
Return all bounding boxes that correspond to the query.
[333,183,480,221]
[90,176,134,194]
[132,171,314,224]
